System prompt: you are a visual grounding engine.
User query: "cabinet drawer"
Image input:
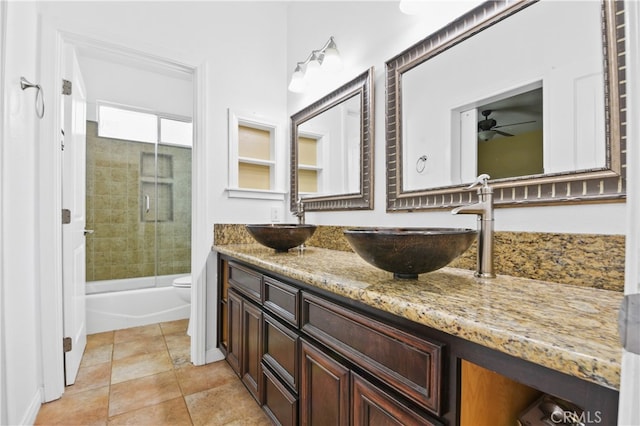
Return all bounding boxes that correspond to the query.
[301,292,444,415]
[262,365,298,426]
[263,276,300,327]
[228,262,262,303]
[263,313,299,392]
[352,372,443,426]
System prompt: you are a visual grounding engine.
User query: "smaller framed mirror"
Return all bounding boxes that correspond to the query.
[290,67,374,212]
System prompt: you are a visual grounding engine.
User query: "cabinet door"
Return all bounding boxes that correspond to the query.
[242,300,263,404]
[218,259,229,354]
[263,365,298,426]
[300,339,350,426]
[227,288,243,376]
[263,313,299,391]
[352,372,443,426]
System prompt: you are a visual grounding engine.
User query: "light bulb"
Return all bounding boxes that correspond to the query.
[478,130,496,141]
[304,53,321,83]
[288,65,306,93]
[321,40,342,72]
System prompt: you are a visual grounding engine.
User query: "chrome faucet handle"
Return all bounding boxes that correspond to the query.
[466,174,491,190]
[296,198,305,224]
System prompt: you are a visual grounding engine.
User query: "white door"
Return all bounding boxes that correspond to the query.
[618,1,640,424]
[61,44,87,385]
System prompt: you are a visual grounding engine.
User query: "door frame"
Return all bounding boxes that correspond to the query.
[37,23,209,401]
[619,0,640,424]
[0,0,8,421]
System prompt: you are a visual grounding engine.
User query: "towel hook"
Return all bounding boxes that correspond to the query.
[20,77,45,119]
[416,155,428,173]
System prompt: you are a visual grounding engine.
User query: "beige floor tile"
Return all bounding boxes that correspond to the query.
[111,350,174,384]
[164,333,191,368]
[176,360,238,396]
[86,331,115,349]
[114,324,162,344]
[185,380,268,426]
[40,321,275,426]
[109,371,182,417]
[107,397,192,426]
[160,319,189,336]
[65,361,111,396]
[35,386,109,425]
[113,335,167,361]
[81,343,113,367]
[224,415,274,426]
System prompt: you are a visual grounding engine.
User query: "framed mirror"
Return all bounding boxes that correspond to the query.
[291,67,374,212]
[386,0,626,211]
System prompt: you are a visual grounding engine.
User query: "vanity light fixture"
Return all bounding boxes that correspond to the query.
[288,36,343,93]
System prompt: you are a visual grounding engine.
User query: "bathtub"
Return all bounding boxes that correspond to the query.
[86,274,190,334]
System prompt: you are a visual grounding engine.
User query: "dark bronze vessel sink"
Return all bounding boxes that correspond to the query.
[344,227,477,279]
[246,224,317,252]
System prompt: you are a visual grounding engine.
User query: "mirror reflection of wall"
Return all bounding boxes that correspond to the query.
[400,0,604,191]
[297,93,361,196]
[475,87,543,180]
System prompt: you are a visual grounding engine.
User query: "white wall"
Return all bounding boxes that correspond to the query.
[34,0,289,381]
[35,0,290,222]
[1,1,44,424]
[77,55,193,121]
[286,1,626,235]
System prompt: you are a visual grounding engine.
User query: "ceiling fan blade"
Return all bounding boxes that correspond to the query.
[495,130,513,137]
[493,120,536,129]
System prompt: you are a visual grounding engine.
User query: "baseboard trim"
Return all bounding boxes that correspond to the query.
[205,348,225,364]
[20,388,43,426]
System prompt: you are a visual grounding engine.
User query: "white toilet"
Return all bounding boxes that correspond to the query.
[172,275,192,335]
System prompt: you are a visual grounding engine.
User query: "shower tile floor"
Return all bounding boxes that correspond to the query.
[35,319,271,425]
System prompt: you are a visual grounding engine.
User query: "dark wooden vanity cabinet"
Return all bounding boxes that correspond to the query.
[217,254,619,425]
[220,258,446,425]
[227,286,263,402]
[225,262,264,403]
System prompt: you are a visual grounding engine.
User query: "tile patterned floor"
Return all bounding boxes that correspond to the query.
[35,319,271,425]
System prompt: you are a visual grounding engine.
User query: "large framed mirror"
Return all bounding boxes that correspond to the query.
[291,67,374,212]
[386,0,626,211]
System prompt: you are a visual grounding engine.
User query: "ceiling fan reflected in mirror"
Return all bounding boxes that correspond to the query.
[477,109,536,141]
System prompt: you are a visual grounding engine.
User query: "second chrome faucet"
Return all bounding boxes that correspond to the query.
[452,174,495,278]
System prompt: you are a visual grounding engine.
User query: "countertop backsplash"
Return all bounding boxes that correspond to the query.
[213,224,624,292]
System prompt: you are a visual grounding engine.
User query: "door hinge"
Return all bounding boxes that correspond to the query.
[63,337,72,353]
[619,293,640,355]
[62,79,72,96]
[62,209,71,224]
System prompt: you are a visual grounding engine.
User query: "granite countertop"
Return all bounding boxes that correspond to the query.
[213,243,623,390]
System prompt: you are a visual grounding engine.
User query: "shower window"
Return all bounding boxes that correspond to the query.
[86,103,192,292]
[160,118,192,147]
[98,105,158,143]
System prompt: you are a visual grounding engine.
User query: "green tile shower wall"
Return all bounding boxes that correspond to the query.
[85,121,191,282]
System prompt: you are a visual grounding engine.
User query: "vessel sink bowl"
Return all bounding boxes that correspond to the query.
[344,227,477,279]
[246,224,317,252]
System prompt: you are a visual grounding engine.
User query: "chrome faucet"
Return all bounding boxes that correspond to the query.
[294,198,305,225]
[294,198,307,252]
[451,174,495,278]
